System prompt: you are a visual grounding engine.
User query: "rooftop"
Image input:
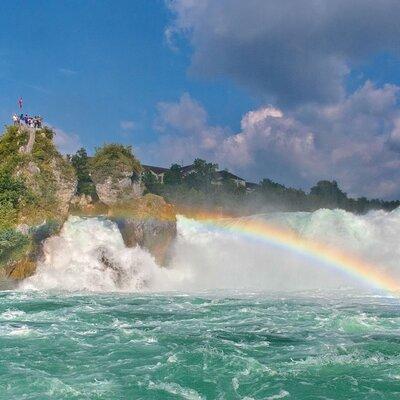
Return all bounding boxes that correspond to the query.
[216,170,245,181]
[142,165,169,174]
[143,163,259,188]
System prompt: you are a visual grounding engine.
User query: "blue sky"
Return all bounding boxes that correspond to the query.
[2,1,400,199]
[0,0,253,151]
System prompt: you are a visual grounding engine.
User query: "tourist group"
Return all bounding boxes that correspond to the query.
[12,114,43,129]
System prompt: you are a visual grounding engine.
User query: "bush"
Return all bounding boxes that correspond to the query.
[90,144,142,183]
[0,171,26,208]
[0,202,18,229]
[0,228,30,266]
[0,126,25,171]
[30,220,60,243]
[0,169,27,229]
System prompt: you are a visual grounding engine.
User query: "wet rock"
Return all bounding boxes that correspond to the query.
[115,218,177,266]
[97,246,125,287]
[6,259,36,280]
[108,194,177,265]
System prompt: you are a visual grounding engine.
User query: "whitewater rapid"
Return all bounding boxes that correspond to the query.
[9,209,400,399]
[19,217,179,292]
[19,208,400,292]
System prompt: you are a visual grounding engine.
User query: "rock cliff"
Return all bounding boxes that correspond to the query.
[0,130,177,283]
[51,158,78,215]
[70,193,177,266]
[90,144,143,206]
[94,173,143,205]
[109,194,177,265]
[10,126,77,223]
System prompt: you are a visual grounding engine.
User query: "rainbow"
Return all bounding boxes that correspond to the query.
[180,211,400,295]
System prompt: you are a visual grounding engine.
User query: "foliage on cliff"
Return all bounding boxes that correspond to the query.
[0,125,76,270]
[0,228,30,266]
[90,144,141,184]
[0,125,76,225]
[0,127,30,228]
[0,171,27,229]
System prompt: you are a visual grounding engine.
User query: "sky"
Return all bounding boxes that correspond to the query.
[2,0,400,199]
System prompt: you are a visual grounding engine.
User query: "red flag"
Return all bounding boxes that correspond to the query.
[18,97,23,109]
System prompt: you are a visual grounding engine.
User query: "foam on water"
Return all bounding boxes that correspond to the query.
[19,207,400,292]
[0,310,26,320]
[19,216,180,292]
[168,207,400,291]
[1,291,400,398]
[5,208,400,398]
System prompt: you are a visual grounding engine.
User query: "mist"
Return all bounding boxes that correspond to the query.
[19,207,400,293]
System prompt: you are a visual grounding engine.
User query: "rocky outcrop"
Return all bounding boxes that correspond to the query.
[20,126,36,154]
[108,194,177,265]
[90,144,143,206]
[115,218,176,265]
[1,221,61,282]
[6,259,36,281]
[14,161,41,194]
[95,174,143,206]
[14,158,76,218]
[12,127,77,221]
[0,126,177,283]
[69,193,177,265]
[51,159,77,215]
[70,194,95,209]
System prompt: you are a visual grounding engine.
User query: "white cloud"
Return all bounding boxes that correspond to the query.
[166,0,400,106]
[143,93,228,164]
[144,84,400,199]
[120,120,136,131]
[218,107,316,176]
[59,68,78,76]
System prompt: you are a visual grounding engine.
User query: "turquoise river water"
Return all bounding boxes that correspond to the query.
[1,291,400,399]
[2,209,400,399]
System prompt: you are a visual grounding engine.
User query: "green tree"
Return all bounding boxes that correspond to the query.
[257,178,286,205]
[184,159,218,192]
[142,170,162,194]
[309,180,348,209]
[71,148,96,197]
[259,178,287,194]
[164,164,183,186]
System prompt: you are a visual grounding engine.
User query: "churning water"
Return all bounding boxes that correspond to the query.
[3,208,400,399]
[19,207,400,292]
[1,291,400,399]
